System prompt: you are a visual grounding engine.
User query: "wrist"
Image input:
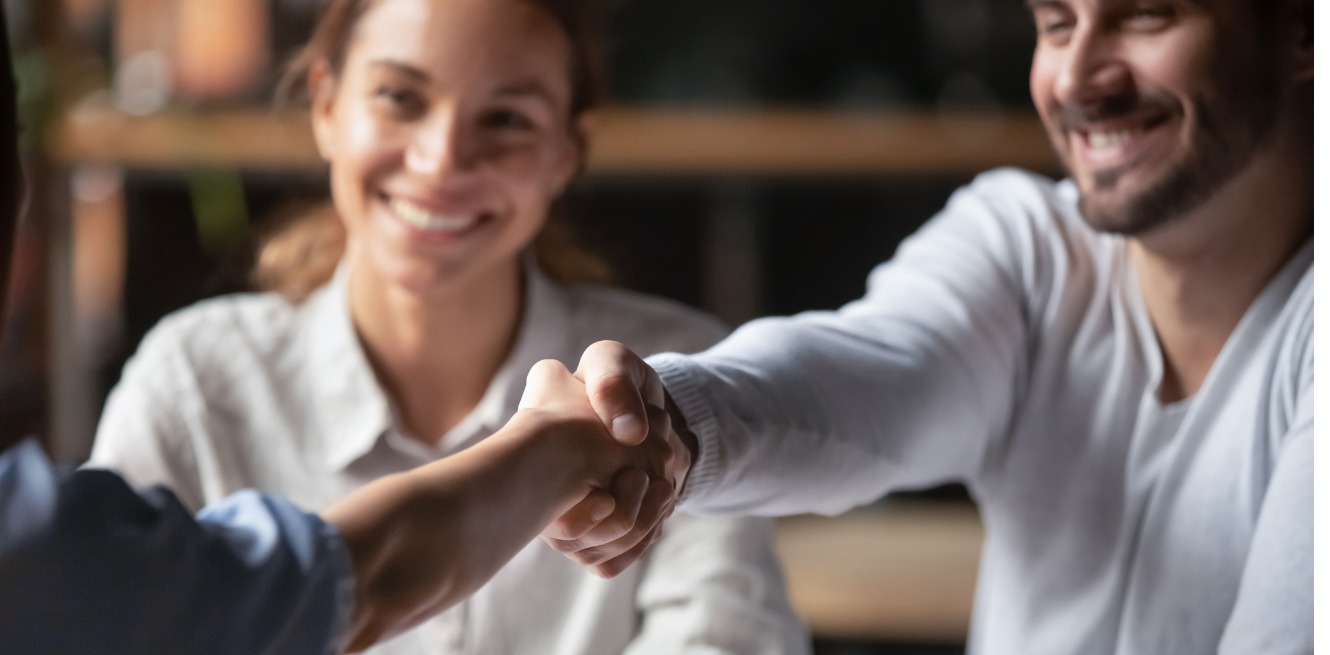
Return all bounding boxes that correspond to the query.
[500,408,617,507]
[663,391,698,495]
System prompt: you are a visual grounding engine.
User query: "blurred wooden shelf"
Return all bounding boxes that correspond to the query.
[774,501,983,644]
[49,105,1057,176]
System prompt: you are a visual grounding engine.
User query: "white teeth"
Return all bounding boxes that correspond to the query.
[389,198,475,232]
[1086,129,1141,150]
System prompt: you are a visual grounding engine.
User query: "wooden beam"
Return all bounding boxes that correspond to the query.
[50,106,1059,176]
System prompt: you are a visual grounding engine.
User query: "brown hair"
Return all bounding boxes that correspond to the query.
[259,0,611,301]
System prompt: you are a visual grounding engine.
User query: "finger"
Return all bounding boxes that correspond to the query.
[575,341,664,445]
[570,476,675,568]
[642,403,684,490]
[548,468,649,553]
[541,488,616,542]
[593,521,664,579]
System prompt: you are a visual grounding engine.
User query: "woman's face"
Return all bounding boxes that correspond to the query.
[312,0,582,296]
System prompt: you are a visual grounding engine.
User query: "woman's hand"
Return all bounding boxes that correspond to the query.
[537,341,696,578]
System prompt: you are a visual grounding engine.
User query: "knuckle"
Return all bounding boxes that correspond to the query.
[530,358,568,377]
[525,359,568,387]
[552,538,584,553]
[600,515,633,539]
[589,370,635,401]
[572,547,603,565]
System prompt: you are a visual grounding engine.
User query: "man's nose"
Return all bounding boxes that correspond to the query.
[1054,28,1132,110]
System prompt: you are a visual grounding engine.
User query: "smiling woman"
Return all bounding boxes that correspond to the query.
[265,0,609,301]
[86,0,810,653]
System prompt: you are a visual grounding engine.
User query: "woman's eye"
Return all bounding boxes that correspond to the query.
[374,86,426,116]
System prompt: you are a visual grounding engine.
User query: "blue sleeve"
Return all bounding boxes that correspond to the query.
[0,440,355,654]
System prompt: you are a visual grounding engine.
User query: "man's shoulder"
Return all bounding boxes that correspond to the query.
[957,167,1083,230]
[901,167,1107,283]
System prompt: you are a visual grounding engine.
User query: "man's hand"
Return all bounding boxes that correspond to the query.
[538,341,697,578]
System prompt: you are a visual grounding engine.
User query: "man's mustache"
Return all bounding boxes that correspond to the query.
[1056,92,1181,131]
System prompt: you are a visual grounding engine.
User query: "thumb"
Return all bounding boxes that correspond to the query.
[575,341,663,446]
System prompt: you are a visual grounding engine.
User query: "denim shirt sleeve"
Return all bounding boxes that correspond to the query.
[0,439,355,655]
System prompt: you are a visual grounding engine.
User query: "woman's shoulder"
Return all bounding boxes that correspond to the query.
[129,291,306,382]
[557,284,730,356]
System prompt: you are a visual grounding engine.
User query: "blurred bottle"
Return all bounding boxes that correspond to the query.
[114,0,270,110]
[174,0,269,103]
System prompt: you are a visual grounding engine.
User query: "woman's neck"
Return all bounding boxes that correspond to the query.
[347,259,526,445]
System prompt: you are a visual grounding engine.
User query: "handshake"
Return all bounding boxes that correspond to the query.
[518,340,695,578]
[324,340,694,650]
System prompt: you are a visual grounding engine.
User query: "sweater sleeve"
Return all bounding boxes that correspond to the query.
[654,171,1048,516]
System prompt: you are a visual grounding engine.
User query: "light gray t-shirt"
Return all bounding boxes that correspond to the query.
[653,168,1312,655]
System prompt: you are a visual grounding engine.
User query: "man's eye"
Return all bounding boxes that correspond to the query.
[1032,10,1076,42]
[1039,20,1073,36]
[1121,5,1175,31]
[482,110,534,131]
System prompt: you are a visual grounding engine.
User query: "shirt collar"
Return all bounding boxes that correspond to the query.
[307,262,396,471]
[310,256,575,469]
[436,254,574,453]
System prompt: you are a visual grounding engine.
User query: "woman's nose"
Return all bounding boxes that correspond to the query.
[405,106,477,177]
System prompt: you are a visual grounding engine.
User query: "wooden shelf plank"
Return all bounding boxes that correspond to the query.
[50,106,1058,176]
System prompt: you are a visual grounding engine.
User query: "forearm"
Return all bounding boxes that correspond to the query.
[650,313,1000,517]
[324,409,612,651]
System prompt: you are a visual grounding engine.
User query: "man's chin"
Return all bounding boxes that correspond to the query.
[1071,162,1182,236]
[1076,190,1174,237]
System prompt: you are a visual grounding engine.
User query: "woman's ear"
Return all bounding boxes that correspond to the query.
[566,110,598,190]
[308,61,339,162]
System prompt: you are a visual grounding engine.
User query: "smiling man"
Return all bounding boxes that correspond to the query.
[538,0,1314,653]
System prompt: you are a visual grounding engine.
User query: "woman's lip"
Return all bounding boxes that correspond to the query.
[388,196,477,232]
[376,194,492,244]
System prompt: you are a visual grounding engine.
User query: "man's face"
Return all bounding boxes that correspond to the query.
[1028,0,1278,234]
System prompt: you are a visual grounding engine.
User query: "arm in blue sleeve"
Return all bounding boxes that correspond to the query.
[0,439,354,655]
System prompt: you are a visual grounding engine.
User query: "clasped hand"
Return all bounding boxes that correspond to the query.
[524,340,695,578]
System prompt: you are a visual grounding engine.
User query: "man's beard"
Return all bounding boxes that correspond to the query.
[1063,50,1279,237]
[1074,99,1273,236]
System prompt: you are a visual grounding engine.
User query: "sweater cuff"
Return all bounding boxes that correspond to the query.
[647,353,722,510]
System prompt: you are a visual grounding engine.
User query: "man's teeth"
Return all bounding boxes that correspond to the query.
[390,198,475,231]
[1086,129,1143,150]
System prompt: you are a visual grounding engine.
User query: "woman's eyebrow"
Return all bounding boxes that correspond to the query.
[367,59,431,82]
